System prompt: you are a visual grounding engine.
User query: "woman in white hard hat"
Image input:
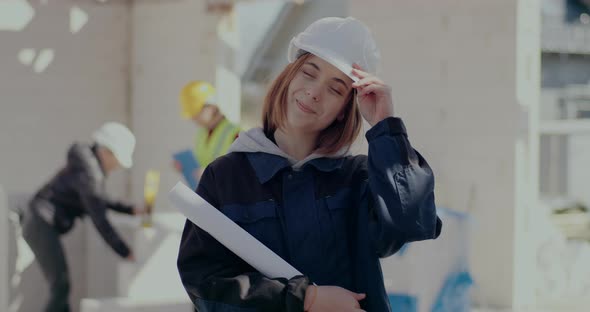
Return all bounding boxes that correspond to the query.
[178,17,442,312]
[21,122,144,312]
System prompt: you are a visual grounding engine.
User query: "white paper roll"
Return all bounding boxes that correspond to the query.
[168,182,302,279]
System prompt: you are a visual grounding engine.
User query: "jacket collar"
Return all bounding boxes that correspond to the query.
[246,152,345,184]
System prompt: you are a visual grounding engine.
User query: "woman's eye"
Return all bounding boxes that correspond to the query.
[304,69,320,78]
[330,88,343,96]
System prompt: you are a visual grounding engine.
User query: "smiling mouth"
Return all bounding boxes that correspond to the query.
[296,100,315,114]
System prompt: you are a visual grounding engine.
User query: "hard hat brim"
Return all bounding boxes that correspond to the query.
[287,17,380,82]
[115,151,133,169]
[288,38,359,83]
[92,130,134,169]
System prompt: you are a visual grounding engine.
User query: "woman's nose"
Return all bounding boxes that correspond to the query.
[306,88,320,102]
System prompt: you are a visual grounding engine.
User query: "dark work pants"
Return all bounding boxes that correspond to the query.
[22,201,71,312]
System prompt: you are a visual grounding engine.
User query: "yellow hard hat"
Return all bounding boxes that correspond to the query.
[179,81,216,119]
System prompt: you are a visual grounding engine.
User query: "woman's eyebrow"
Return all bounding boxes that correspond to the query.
[304,61,349,89]
[332,77,349,89]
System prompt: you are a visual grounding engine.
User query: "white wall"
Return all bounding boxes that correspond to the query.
[0,0,130,197]
[2,0,219,309]
[0,185,8,312]
[130,0,219,210]
[0,0,131,311]
[351,0,539,309]
[568,135,590,204]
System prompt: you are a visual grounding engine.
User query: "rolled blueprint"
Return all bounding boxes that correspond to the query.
[168,182,303,279]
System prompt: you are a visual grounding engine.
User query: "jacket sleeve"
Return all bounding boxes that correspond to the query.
[76,172,131,258]
[105,200,134,215]
[363,117,442,257]
[177,166,309,312]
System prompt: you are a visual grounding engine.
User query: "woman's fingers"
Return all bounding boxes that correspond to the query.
[352,76,384,88]
[358,84,385,98]
[351,64,370,79]
[352,68,369,80]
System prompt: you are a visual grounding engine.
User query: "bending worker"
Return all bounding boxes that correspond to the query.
[21,122,143,312]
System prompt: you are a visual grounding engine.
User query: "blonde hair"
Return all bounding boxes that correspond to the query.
[262,53,361,155]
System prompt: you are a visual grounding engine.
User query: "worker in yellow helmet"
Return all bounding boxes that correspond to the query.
[175,81,241,181]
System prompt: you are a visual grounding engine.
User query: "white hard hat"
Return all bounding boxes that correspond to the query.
[92,122,135,169]
[287,16,380,82]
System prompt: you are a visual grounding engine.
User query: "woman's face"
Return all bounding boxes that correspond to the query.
[285,55,353,134]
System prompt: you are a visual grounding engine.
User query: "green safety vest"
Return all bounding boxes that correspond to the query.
[194,118,241,168]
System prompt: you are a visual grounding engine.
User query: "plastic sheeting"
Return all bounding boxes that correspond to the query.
[382,207,473,312]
